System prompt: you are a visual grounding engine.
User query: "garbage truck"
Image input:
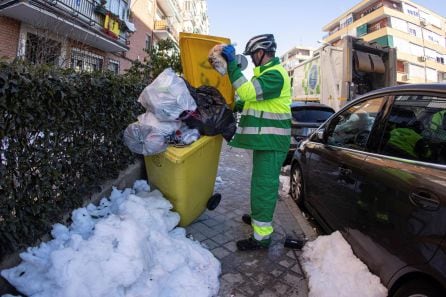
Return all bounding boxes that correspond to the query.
[292,35,397,111]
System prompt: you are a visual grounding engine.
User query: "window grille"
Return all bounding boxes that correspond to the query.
[70,48,104,72]
[25,33,61,65]
[107,59,120,74]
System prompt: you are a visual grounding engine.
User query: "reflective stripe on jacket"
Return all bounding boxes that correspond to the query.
[227,57,292,152]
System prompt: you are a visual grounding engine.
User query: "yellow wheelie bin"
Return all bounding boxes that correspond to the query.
[145,33,234,227]
[179,32,234,106]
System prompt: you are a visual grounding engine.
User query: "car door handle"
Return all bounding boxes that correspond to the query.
[338,167,352,176]
[337,166,354,184]
[409,192,440,211]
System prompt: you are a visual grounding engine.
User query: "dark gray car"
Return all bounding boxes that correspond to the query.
[290,84,446,297]
[284,101,334,165]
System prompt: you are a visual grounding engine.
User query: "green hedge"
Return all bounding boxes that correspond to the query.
[0,61,146,258]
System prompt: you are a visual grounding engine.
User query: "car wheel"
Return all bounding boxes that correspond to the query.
[290,163,304,207]
[392,279,444,297]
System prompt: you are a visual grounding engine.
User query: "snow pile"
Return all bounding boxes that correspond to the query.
[279,174,290,196]
[1,181,221,297]
[301,231,387,297]
[279,165,291,197]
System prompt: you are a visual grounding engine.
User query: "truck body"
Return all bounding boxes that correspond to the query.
[292,36,397,111]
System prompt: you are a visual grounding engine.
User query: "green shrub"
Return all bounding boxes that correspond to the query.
[0,60,146,258]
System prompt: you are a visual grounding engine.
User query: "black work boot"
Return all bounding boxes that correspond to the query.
[241,214,251,225]
[236,237,271,251]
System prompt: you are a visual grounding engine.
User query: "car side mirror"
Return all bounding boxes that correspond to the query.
[236,54,248,71]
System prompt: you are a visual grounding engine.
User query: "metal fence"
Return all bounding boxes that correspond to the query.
[41,0,128,44]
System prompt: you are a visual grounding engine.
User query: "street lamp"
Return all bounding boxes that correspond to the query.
[419,18,428,83]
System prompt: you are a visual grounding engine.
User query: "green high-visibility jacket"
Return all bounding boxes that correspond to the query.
[430,110,446,131]
[426,110,446,141]
[388,128,422,158]
[226,57,292,152]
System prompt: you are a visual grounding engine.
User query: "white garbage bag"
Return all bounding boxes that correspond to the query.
[137,68,197,121]
[123,122,167,156]
[137,112,181,136]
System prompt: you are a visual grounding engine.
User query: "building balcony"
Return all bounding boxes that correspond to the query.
[153,19,177,42]
[325,2,444,41]
[397,71,438,84]
[156,0,179,18]
[0,0,130,52]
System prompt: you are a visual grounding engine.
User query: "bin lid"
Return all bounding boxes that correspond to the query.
[179,33,234,106]
[163,135,216,164]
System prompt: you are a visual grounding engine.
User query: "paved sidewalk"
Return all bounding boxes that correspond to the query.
[185,142,317,297]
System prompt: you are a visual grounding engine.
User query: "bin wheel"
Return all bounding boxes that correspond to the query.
[207,193,221,210]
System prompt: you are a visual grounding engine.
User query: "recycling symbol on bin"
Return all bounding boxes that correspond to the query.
[199,60,221,89]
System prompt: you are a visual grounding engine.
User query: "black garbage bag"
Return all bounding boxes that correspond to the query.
[182,83,236,142]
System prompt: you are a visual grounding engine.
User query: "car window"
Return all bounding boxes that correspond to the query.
[325,97,384,150]
[292,108,334,123]
[379,95,446,165]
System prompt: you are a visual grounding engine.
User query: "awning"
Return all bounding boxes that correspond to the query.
[124,20,136,33]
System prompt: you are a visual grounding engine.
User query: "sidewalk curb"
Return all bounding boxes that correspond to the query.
[282,194,318,241]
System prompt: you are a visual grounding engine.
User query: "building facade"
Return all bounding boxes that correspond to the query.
[0,0,135,72]
[322,0,446,84]
[280,46,314,78]
[0,0,209,73]
[182,0,208,35]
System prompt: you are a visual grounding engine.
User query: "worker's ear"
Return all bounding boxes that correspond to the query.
[253,49,263,59]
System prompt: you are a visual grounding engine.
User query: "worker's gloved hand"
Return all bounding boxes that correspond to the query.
[221,45,236,63]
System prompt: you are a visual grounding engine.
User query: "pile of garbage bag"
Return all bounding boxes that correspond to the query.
[137,68,197,121]
[181,83,236,142]
[124,68,236,156]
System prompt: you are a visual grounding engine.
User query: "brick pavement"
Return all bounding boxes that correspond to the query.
[186,142,317,297]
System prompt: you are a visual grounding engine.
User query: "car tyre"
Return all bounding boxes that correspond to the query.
[392,279,444,297]
[290,163,304,208]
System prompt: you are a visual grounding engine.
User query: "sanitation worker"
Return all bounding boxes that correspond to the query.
[426,109,446,140]
[423,109,446,162]
[221,34,292,251]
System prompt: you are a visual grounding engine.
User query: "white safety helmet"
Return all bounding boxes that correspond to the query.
[243,34,277,55]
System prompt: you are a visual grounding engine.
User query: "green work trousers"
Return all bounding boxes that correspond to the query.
[250,150,287,224]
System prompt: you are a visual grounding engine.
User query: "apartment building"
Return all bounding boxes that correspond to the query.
[0,0,135,72]
[280,46,314,78]
[182,0,208,35]
[322,0,446,84]
[0,0,209,73]
[125,0,208,65]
